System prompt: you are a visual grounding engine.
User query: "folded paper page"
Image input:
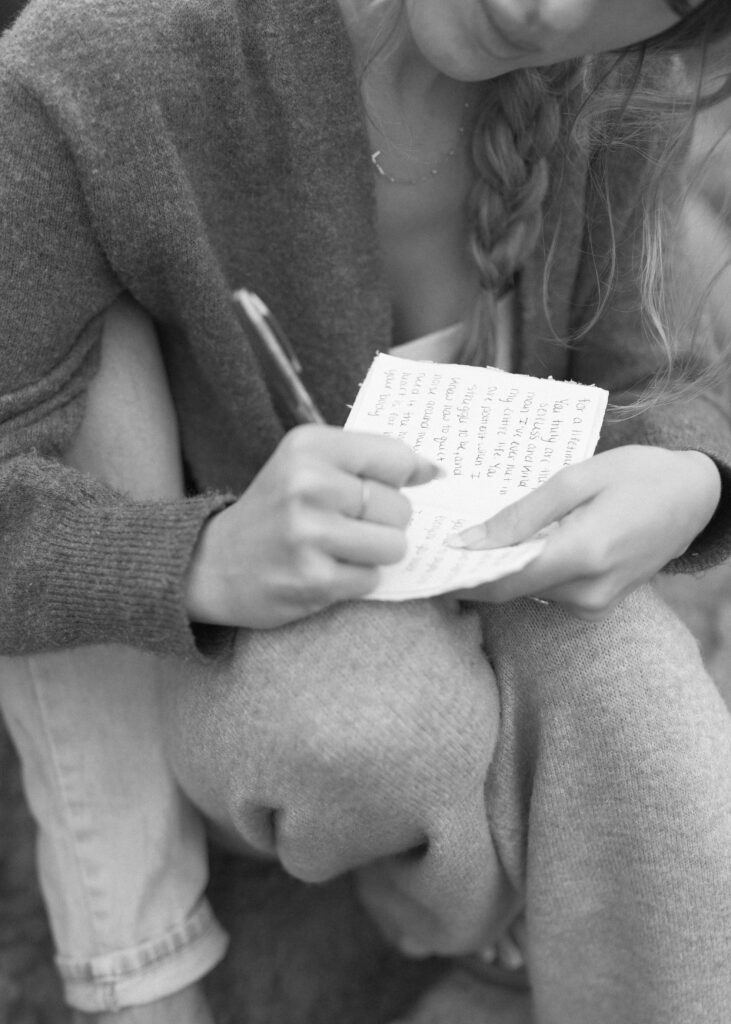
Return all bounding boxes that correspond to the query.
[344,353,608,601]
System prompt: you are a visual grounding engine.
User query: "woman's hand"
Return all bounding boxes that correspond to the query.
[450,446,722,620]
[185,424,439,629]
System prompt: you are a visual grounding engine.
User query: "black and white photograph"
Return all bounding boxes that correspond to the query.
[0,1,730,1021]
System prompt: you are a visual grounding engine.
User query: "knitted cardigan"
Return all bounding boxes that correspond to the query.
[1,0,730,658]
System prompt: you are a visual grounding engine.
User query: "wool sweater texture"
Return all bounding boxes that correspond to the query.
[1,0,731,659]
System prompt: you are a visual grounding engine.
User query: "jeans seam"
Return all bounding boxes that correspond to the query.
[29,656,104,951]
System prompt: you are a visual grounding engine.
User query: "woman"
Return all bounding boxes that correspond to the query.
[0,1,730,1022]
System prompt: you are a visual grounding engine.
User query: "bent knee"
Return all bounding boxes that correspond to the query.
[64,295,184,499]
[162,599,501,874]
[480,585,729,771]
[247,598,500,796]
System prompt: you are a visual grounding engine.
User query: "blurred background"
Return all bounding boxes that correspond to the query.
[0,0,24,32]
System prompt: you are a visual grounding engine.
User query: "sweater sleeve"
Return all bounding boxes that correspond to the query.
[0,63,232,659]
[567,135,731,573]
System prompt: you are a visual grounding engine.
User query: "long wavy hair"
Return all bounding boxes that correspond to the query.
[365,0,731,410]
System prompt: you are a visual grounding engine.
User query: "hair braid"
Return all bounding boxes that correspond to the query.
[462,65,579,366]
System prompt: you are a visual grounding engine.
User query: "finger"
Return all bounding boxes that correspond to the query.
[460,517,637,617]
[535,574,648,621]
[452,509,604,604]
[495,931,525,970]
[453,570,605,617]
[320,514,408,567]
[283,551,382,610]
[342,473,413,528]
[505,487,665,614]
[286,424,443,489]
[292,463,413,528]
[325,562,381,602]
[452,462,598,549]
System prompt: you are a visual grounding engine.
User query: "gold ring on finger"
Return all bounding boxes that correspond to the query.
[356,478,370,520]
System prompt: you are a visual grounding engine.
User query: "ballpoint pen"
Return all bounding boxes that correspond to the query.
[233,287,326,426]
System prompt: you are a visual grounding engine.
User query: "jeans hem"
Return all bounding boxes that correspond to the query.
[56,898,229,1012]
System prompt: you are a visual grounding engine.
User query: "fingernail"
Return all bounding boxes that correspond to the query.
[398,936,432,959]
[420,458,447,479]
[409,456,447,485]
[446,524,489,549]
[498,942,525,970]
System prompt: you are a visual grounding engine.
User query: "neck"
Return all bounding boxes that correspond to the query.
[336,1,481,192]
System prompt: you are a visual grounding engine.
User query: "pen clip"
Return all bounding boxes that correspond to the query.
[241,289,303,375]
[233,288,325,426]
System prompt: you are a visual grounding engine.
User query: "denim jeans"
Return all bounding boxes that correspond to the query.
[0,644,228,1011]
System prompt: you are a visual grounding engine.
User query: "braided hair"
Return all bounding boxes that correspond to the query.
[462,64,577,365]
[461,0,731,373]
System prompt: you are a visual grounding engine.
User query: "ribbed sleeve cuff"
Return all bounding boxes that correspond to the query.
[26,491,235,659]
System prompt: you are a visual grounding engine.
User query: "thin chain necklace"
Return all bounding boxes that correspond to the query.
[370,99,473,186]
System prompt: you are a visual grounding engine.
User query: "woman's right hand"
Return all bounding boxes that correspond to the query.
[184,424,440,629]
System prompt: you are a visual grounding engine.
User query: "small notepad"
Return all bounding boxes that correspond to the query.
[344,354,608,601]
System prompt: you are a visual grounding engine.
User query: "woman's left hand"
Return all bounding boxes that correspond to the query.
[450,445,722,620]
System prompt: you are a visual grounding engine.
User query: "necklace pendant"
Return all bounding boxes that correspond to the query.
[370,150,388,178]
[368,97,473,187]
